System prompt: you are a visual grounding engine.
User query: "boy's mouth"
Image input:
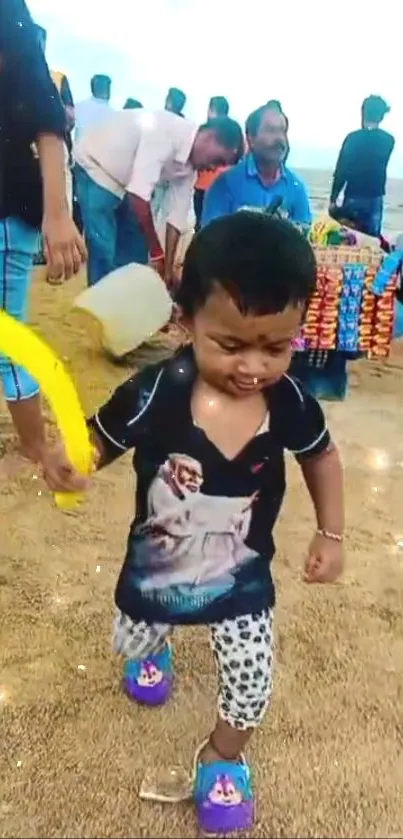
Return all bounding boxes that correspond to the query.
[231,377,263,392]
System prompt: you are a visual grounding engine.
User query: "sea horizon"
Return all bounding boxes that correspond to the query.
[294,168,403,238]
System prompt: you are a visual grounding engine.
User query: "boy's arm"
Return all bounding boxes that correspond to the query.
[277,377,344,536]
[87,367,164,465]
[299,444,344,536]
[300,444,344,584]
[43,368,164,493]
[87,427,116,470]
[275,378,344,583]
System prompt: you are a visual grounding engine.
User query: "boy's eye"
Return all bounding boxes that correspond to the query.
[217,342,240,353]
[268,345,288,356]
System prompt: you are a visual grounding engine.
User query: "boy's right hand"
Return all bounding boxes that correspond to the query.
[41,443,92,493]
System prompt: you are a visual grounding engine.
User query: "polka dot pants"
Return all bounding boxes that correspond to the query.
[114,608,274,730]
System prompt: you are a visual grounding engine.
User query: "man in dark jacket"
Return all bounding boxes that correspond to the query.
[329,95,395,236]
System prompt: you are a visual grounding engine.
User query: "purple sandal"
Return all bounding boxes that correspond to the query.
[123,644,173,706]
[194,752,254,834]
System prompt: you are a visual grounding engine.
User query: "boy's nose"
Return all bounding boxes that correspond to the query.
[236,351,266,377]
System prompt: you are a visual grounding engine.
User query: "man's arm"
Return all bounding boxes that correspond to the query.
[385,134,395,166]
[126,130,174,272]
[129,196,165,265]
[201,173,234,226]
[330,135,350,205]
[163,174,195,285]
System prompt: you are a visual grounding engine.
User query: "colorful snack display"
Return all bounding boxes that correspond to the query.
[299,245,398,358]
[302,266,343,350]
[338,265,366,352]
[370,284,395,357]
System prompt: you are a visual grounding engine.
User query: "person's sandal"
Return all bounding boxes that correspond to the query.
[123,643,173,706]
[193,742,254,834]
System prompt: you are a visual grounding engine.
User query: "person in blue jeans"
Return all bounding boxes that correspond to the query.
[74,168,150,286]
[74,108,244,287]
[0,0,86,468]
[329,95,395,237]
[43,213,344,836]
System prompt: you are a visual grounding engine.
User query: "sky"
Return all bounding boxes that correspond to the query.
[29,0,402,175]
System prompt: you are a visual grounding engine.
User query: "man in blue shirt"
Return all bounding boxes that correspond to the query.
[202,103,311,226]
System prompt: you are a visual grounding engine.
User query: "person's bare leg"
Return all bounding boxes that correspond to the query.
[199,718,252,763]
[6,393,46,462]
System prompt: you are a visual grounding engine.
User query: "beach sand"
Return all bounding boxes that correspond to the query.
[1,270,403,838]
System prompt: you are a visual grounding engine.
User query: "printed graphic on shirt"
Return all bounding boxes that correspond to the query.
[129,452,260,614]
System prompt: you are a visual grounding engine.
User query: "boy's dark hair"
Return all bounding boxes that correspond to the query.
[91,74,112,96]
[362,94,390,125]
[199,117,244,162]
[166,87,186,114]
[177,212,316,317]
[209,95,230,116]
[246,103,289,139]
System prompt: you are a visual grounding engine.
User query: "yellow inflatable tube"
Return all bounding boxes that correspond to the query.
[0,311,92,509]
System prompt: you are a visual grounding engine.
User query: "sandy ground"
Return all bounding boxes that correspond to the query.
[1,270,403,839]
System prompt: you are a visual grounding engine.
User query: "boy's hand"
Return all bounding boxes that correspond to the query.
[41,443,91,493]
[304,532,344,584]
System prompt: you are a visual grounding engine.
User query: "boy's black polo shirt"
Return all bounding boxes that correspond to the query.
[89,347,331,625]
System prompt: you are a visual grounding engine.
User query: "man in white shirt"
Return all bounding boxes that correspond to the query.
[74,75,113,141]
[74,108,243,287]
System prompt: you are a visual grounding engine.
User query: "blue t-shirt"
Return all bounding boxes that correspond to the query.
[201,154,311,228]
[89,347,330,626]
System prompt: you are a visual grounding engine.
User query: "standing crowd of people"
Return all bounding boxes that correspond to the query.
[0,1,397,834]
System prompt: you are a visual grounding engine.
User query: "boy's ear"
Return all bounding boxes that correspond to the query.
[171,304,191,342]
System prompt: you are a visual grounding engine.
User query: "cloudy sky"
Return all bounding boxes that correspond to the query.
[29,0,402,173]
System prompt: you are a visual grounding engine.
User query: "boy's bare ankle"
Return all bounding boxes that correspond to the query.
[198,741,231,765]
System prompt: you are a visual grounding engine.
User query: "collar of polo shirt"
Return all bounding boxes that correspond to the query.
[246,152,287,183]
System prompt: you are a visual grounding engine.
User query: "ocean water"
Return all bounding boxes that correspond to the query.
[295,169,403,240]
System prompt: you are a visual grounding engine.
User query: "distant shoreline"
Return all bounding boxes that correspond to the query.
[294,168,403,237]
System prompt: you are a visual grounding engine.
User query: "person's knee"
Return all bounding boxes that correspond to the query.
[212,610,275,731]
[0,359,39,402]
[217,670,273,730]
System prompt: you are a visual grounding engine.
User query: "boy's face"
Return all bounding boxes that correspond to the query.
[182,285,304,398]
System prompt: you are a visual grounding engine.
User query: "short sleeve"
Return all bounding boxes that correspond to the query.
[272,375,331,460]
[0,0,65,140]
[88,366,165,459]
[126,127,174,200]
